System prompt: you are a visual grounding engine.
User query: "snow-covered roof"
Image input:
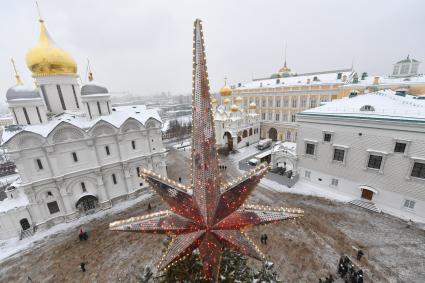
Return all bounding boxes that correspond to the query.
[1,105,162,144]
[235,69,353,89]
[343,74,425,88]
[0,186,28,213]
[299,90,425,123]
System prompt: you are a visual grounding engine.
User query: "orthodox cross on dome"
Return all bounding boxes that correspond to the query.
[11,59,23,85]
[109,19,304,282]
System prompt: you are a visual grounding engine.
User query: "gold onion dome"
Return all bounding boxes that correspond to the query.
[223,98,230,104]
[230,104,239,112]
[235,96,243,103]
[219,85,232,97]
[249,102,257,109]
[26,18,77,76]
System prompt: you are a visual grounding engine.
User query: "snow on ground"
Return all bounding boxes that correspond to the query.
[261,178,352,203]
[0,192,153,263]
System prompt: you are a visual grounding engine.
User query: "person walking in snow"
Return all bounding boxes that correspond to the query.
[148,202,152,210]
[260,234,264,244]
[263,234,268,245]
[80,262,86,272]
[356,250,364,261]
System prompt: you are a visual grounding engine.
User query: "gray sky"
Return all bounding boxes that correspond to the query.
[1,0,424,104]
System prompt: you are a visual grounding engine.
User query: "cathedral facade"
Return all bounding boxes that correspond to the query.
[0,16,166,240]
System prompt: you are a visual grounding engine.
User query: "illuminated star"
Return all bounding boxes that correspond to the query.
[109,19,303,282]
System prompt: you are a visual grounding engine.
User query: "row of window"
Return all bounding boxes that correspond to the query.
[261,112,297,122]
[305,141,425,179]
[304,170,418,210]
[259,98,322,109]
[35,140,140,170]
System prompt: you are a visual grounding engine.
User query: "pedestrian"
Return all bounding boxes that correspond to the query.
[327,274,334,283]
[263,234,268,245]
[225,165,227,170]
[148,202,152,210]
[356,250,364,261]
[178,177,182,183]
[27,276,33,282]
[260,234,264,244]
[80,262,86,272]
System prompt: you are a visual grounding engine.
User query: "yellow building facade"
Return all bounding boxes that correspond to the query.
[230,56,424,143]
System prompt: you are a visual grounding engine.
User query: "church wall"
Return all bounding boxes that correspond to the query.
[0,207,32,240]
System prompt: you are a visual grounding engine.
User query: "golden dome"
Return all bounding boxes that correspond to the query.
[26,19,77,76]
[211,98,217,104]
[249,102,257,109]
[230,104,239,112]
[219,85,232,97]
[235,96,243,103]
[223,98,230,104]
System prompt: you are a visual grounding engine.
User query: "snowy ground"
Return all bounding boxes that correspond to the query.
[0,149,424,282]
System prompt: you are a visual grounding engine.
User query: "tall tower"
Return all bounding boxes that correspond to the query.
[26,15,81,114]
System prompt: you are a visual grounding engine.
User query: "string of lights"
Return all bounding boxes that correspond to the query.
[109,18,304,282]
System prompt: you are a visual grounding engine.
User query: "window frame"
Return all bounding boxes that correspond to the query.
[72,152,78,162]
[393,139,411,156]
[105,145,110,156]
[36,158,44,170]
[330,178,339,188]
[365,150,388,174]
[331,144,349,166]
[47,201,60,215]
[304,170,311,179]
[322,130,334,143]
[407,158,425,181]
[304,139,318,158]
[112,173,117,185]
[402,199,416,211]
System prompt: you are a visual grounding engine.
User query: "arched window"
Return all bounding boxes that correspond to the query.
[286,131,291,141]
[360,105,375,112]
[47,191,53,197]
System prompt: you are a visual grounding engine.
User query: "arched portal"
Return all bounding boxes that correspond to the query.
[76,195,98,212]
[242,130,248,138]
[223,132,233,150]
[237,136,242,143]
[20,218,30,231]
[268,128,278,141]
[249,128,253,136]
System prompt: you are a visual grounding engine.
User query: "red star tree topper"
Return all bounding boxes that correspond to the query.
[109,19,304,282]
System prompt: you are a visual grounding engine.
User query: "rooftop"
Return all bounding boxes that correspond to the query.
[299,90,425,123]
[235,69,353,89]
[343,74,425,88]
[1,105,162,144]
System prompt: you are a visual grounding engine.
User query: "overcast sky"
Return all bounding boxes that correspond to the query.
[1,0,424,103]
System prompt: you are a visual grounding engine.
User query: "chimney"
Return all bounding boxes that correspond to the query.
[373,76,380,85]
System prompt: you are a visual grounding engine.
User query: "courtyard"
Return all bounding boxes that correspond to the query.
[0,148,424,282]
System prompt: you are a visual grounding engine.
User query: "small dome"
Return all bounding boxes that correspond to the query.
[230,104,239,112]
[219,85,232,97]
[249,102,257,109]
[211,98,217,104]
[235,96,243,103]
[81,83,108,96]
[6,85,41,101]
[26,19,77,76]
[223,98,230,104]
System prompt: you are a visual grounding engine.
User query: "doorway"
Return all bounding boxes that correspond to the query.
[361,189,374,201]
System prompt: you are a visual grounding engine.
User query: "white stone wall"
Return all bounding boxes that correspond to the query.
[35,75,81,114]
[0,120,166,240]
[297,115,425,220]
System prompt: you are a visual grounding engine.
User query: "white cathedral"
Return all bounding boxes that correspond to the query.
[0,16,166,240]
[213,83,260,151]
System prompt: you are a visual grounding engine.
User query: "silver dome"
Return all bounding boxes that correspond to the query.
[81,83,108,96]
[6,85,41,101]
